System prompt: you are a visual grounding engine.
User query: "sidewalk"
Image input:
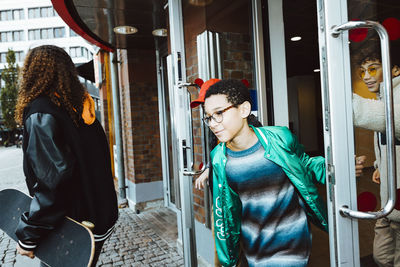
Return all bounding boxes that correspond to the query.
[0,146,183,266]
[0,207,183,266]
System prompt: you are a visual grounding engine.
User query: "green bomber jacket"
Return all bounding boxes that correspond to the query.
[211,125,328,266]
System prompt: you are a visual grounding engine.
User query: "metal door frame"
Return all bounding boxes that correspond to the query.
[317,0,363,265]
[168,1,198,266]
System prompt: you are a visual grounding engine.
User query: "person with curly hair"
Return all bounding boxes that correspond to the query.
[14,45,118,266]
[203,79,328,267]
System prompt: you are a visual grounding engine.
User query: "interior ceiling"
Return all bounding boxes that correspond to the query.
[69,0,167,49]
[283,0,400,77]
[65,0,399,72]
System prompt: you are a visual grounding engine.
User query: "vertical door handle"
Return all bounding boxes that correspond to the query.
[179,82,203,177]
[331,20,396,219]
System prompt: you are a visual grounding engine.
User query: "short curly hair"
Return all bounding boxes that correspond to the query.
[204,79,263,127]
[204,79,251,106]
[15,45,86,125]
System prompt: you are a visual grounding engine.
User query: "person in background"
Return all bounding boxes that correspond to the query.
[353,47,400,267]
[14,45,118,267]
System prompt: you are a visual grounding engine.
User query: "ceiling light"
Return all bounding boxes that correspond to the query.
[314,69,320,72]
[189,0,213,6]
[113,26,138,35]
[152,28,168,37]
[290,36,302,41]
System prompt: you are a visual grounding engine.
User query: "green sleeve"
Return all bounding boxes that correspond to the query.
[287,128,326,185]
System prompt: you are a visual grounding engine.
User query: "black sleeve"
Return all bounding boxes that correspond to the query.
[16,113,75,251]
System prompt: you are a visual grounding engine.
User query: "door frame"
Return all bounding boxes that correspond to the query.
[317,0,361,266]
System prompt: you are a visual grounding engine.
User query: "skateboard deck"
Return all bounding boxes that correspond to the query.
[0,189,95,267]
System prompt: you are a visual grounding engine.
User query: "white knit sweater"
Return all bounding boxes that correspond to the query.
[353,75,400,221]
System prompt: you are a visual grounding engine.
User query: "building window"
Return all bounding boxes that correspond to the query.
[70,29,78,37]
[28,27,65,40]
[0,30,24,42]
[0,51,24,63]
[0,53,6,63]
[15,51,24,62]
[54,27,65,38]
[69,47,92,60]
[0,9,24,21]
[28,7,56,19]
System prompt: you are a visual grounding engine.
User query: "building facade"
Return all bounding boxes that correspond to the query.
[0,0,94,70]
[0,0,98,143]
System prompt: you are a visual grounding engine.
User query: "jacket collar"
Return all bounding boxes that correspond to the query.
[215,125,271,158]
[250,125,271,156]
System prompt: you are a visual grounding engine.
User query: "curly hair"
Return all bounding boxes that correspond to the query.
[356,47,381,66]
[15,45,86,125]
[204,79,262,127]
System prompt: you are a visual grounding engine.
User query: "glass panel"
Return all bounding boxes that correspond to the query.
[48,28,53,39]
[347,1,400,265]
[13,10,19,20]
[0,53,6,63]
[13,31,19,41]
[41,29,48,39]
[34,29,40,40]
[281,1,328,265]
[28,8,34,19]
[70,47,76,57]
[34,8,40,18]
[28,30,34,40]
[181,0,259,227]
[40,7,48,17]
[70,29,78,37]
[0,11,5,21]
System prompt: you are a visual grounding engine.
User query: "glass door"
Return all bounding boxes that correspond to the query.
[318,0,400,266]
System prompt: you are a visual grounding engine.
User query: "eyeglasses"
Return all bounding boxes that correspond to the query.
[202,105,235,126]
[359,65,381,79]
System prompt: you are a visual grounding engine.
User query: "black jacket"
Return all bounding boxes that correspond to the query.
[16,96,118,251]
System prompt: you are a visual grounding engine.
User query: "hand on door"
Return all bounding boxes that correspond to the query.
[195,168,209,189]
[372,169,380,184]
[355,155,367,177]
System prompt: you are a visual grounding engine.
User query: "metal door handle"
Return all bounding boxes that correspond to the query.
[183,164,206,176]
[180,82,203,177]
[332,20,396,220]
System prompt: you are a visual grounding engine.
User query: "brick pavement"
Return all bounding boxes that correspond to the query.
[0,207,183,266]
[97,207,183,267]
[0,146,184,266]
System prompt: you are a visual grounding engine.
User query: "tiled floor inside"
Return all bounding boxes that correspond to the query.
[308,167,379,267]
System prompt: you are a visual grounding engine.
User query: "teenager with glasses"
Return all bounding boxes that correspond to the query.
[352,47,400,267]
[203,79,328,267]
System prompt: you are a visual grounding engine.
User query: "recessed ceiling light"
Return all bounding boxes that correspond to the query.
[291,36,302,41]
[314,69,320,72]
[113,26,138,35]
[188,0,213,6]
[152,28,168,37]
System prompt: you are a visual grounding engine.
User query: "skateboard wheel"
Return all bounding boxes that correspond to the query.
[81,221,95,230]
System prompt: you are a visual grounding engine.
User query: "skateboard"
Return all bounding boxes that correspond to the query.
[0,189,95,267]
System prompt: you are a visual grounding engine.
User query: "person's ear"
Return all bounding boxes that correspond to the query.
[392,65,400,77]
[239,101,251,119]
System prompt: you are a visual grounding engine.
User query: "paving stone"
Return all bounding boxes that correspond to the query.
[0,147,183,267]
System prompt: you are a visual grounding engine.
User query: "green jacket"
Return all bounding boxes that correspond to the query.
[211,126,328,266]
